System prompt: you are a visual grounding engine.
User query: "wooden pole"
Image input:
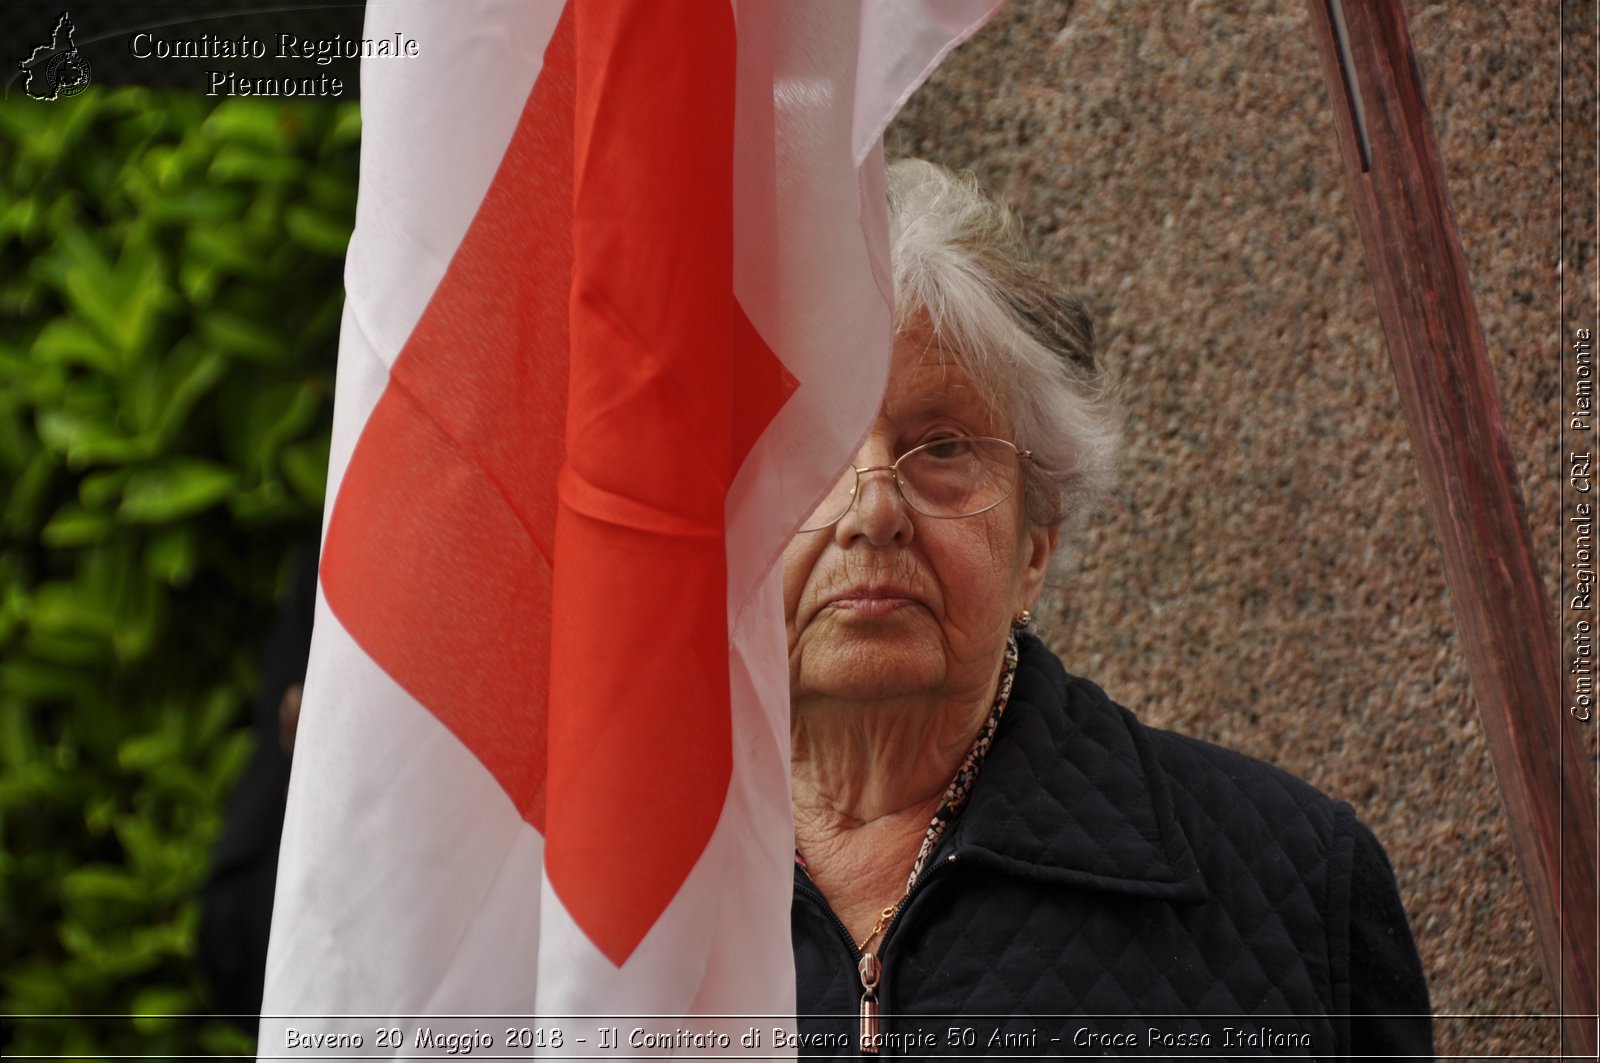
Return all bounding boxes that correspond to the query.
[1305,1,1598,1055]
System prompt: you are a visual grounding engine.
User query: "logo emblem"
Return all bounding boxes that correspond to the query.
[18,12,92,100]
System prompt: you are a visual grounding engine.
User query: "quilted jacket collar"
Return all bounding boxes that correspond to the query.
[944,634,1208,903]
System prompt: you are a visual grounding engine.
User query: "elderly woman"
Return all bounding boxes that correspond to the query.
[786,160,1432,1057]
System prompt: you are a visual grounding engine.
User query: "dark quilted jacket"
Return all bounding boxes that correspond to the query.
[792,635,1432,1059]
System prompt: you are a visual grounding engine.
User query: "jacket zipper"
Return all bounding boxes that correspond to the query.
[797,852,962,1058]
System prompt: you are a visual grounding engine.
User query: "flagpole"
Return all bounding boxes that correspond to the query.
[1305,1,1597,1054]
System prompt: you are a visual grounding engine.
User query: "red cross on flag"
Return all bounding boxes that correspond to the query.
[259,0,999,1053]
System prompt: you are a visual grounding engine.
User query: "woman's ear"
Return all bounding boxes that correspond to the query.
[1019,522,1060,608]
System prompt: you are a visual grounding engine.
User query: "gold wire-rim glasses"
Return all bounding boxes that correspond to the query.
[798,435,1034,533]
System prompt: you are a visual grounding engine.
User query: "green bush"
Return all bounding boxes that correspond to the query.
[0,87,356,1058]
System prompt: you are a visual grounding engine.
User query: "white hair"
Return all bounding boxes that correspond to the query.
[887,158,1121,534]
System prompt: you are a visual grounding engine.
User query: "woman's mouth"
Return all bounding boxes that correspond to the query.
[826,588,921,617]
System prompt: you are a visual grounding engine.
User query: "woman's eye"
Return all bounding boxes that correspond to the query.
[920,436,974,460]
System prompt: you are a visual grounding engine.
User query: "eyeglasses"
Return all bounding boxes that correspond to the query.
[799,436,1033,532]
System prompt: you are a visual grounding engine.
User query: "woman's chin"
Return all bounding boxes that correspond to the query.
[792,623,945,704]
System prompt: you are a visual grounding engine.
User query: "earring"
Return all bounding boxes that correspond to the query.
[1011,610,1033,630]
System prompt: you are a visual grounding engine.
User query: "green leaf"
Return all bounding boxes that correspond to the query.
[45,227,171,365]
[197,310,291,364]
[206,731,253,799]
[324,102,362,151]
[110,569,165,663]
[84,794,117,834]
[36,407,112,456]
[24,630,111,667]
[1,959,75,1015]
[230,380,322,474]
[0,698,38,769]
[57,919,97,960]
[40,502,115,548]
[192,685,241,749]
[0,758,66,807]
[61,865,145,903]
[29,581,118,638]
[148,760,206,806]
[2,195,40,244]
[208,145,305,185]
[36,408,158,468]
[202,99,290,147]
[2,448,57,533]
[117,730,176,772]
[17,357,67,406]
[0,409,29,477]
[162,342,229,410]
[144,526,197,587]
[306,171,357,213]
[147,342,227,441]
[79,468,131,509]
[199,1021,257,1058]
[146,187,247,225]
[284,205,353,255]
[177,258,221,304]
[227,478,298,524]
[0,657,93,701]
[119,460,238,523]
[184,224,272,280]
[130,986,194,1032]
[59,913,188,978]
[31,318,119,375]
[112,815,165,876]
[281,434,330,506]
[135,142,183,189]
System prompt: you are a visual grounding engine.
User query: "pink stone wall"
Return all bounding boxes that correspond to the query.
[888,3,1580,1055]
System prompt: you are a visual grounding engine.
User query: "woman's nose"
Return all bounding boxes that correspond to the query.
[836,463,914,547]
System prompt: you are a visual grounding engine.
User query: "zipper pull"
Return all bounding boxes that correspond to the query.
[858,951,881,1055]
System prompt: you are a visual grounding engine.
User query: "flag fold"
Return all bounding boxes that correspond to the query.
[260,1,1001,1056]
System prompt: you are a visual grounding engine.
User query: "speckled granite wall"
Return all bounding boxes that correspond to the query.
[887,3,1577,1057]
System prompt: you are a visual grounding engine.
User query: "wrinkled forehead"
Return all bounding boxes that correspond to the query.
[882,331,1008,433]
